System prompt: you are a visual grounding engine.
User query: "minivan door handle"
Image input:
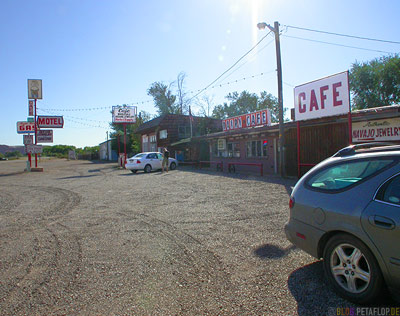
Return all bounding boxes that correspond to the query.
[368,215,395,230]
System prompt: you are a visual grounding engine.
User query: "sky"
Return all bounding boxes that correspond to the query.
[1,0,399,148]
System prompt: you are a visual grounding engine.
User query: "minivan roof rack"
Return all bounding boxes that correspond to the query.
[333,142,400,157]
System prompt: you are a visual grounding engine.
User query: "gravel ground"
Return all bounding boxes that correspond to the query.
[0,158,395,315]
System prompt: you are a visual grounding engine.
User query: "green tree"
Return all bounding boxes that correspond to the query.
[5,151,22,158]
[211,90,284,123]
[147,82,179,115]
[350,54,400,110]
[43,145,76,158]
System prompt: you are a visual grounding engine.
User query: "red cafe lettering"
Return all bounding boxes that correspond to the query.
[294,71,350,122]
[297,82,343,113]
[222,109,271,131]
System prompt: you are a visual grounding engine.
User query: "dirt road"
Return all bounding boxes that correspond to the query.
[0,159,361,315]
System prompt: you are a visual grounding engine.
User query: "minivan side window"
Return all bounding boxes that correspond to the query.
[375,174,400,205]
[306,159,394,191]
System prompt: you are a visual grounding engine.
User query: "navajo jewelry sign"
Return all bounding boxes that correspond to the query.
[352,118,400,143]
[112,106,137,123]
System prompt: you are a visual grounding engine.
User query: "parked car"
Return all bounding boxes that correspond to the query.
[285,143,400,304]
[125,152,177,173]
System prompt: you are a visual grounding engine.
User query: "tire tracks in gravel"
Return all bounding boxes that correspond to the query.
[0,184,84,316]
[116,211,244,314]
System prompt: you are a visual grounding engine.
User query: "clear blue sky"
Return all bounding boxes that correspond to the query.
[1,0,399,148]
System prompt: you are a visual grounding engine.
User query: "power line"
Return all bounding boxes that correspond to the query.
[285,25,400,45]
[40,110,110,124]
[282,34,395,54]
[38,72,273,112]
[217,38,275,85]
[189,31,273,101]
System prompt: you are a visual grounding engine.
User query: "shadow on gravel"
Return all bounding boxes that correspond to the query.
[178,166,296,195]
[254,244,296,259]
[0,171,25,177]
[288,261,399,316]
[288,261,357,315]
[57,174,99,180]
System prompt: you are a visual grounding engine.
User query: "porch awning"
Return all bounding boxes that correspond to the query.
[170,138,192,146]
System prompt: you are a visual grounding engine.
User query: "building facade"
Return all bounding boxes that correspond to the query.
[135,114,222,161]
[201,105,400,177]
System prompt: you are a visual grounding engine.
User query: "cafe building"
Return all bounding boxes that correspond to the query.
[200,104,400,178]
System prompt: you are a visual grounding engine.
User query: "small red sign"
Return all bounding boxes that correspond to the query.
[17,121,36,134]
[23,135,34,145]
[29,100,34,116]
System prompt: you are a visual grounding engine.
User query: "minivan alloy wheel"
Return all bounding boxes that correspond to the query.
[330,243,371,293]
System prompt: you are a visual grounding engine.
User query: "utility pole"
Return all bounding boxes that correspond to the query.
[257,21,285,176]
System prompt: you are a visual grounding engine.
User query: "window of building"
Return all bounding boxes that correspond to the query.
[178,126,191,139]
[149,135,157,143]
[227,142,240,158]
[159,129,168,139]
[246,140,268,158]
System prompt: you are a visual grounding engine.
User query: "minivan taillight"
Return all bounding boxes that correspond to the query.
[136,160,141,163]
[289,197,295,209]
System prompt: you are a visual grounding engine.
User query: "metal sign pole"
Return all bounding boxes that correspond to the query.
[297,121,301,179]
[34,98,37,168]
[124,123,127,165]
[347,71,352,144]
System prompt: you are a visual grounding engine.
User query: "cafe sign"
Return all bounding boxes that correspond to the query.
[352,117,400,143]
[222,109,271,131]
[294,71,350,121]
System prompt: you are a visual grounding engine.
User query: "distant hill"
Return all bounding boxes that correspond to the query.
[0,145,25,155]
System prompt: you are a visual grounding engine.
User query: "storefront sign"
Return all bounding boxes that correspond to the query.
[17,121,35,134]
[222,109,271,131]
[25,144,43,154]
[23,135,33,145]
[218,139,226,150]
[37,116,64,128]
[28,79,43,100]
[294,71,350,121]
[112,106,137,123]
[352,118,400,143]
[37,129,53,143]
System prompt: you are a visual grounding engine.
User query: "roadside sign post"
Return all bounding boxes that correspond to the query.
[27,79,43,171]
[112,105,137,167]
[34,98,38,168]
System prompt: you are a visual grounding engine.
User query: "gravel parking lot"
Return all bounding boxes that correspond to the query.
[1,158,395,315]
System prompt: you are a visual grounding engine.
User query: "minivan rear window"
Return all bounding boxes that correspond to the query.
[306,159,394,191]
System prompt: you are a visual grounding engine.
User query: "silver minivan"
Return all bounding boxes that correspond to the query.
[285,143,400,304]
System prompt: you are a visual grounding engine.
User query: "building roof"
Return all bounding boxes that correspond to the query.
[200,104,400,140]
[135,115,166,133]
[135,113,221,134]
